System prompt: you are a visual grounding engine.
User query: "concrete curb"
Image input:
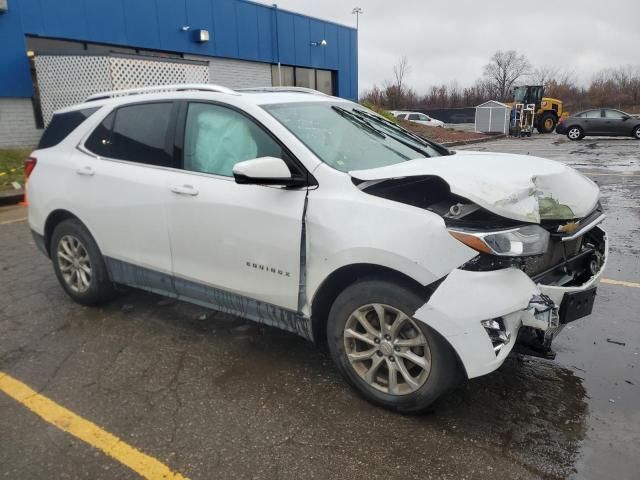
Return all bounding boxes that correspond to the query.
[442,134,506,148]
[0,188,25,206]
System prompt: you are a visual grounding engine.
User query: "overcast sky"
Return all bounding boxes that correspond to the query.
[265,0,640,94]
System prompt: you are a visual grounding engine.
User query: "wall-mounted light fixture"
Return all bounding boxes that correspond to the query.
[195,29,210,43]
[310,39,328,47]
[0,0,9,14]
[179,25,210,43]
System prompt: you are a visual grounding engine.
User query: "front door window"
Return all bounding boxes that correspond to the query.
[183,103,284,177]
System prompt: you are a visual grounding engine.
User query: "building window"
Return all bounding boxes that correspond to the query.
[26,36,85,53]
[27,36,181,58]
[271,65,294,87]
[272,65,335,95]
[85,43,137,55]
[295,68,315,89]
[316,70,334,95]
[137,49,182,59]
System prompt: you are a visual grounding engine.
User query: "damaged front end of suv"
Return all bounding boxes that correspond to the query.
[351,154,607,378]
[447,203,606,360]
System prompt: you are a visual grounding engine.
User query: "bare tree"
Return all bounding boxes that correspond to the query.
[529,66,560,85]
[483,50,531,100]
[392,56,411,95]
[360,54,640,114]
[379,56,413,109]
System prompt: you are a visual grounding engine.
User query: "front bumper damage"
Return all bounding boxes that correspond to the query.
[413,226,608,379]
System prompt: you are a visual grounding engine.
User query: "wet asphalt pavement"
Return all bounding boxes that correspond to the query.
[1,134,639,479]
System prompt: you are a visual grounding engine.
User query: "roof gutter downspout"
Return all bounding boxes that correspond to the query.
[273,3,282,86]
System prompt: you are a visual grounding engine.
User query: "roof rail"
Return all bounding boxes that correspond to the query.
[85,83,239,102]
[235,86,329,96]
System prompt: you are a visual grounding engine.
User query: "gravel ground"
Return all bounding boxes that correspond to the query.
[399,119,490,143]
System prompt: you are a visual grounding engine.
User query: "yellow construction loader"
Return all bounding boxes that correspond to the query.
[509,85,566,134]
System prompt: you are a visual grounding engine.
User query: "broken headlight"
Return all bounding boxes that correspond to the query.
[447,225,550,257]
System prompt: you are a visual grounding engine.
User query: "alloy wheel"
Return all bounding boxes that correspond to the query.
[57,235,92,293]
[343,303,431,395]
[568,127,581,140]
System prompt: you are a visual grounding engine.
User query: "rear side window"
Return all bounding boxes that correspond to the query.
[85,102,174,167]
[85,111,115,157]
[408,114,420,120]
[38,107,99,149]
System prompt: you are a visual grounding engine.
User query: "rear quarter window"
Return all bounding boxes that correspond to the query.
[38,107,100,149]
[85,102,174,167]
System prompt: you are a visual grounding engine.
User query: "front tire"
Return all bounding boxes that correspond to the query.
[567,126,584,141]
[51,219,115,306]
[327,279,459,413]
[537,112,557,133]
[633,126,640,140]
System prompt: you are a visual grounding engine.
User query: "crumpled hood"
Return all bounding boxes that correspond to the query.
[350,151,600,223]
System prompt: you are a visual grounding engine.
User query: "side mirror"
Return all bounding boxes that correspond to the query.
[622,115,630,121]
[233,156,305,187]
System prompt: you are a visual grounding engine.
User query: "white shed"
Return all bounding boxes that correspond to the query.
[475,100,511,134]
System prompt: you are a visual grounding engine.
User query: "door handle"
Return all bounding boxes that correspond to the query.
[170,184,199,196]
[76,166,95,177]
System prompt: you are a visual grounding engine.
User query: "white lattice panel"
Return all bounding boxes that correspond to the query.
[109,57,209,90]
[34,55,111,124]
[35,55,209,124]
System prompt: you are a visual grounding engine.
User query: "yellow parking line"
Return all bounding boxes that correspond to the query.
[602,278,640,289]
[0,372,187,480]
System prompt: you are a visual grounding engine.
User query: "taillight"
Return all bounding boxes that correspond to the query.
[24,157,37,179]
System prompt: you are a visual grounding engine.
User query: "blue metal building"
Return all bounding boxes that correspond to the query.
[0,0,358,147]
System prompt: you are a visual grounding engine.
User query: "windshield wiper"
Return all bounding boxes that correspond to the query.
[347,108,435,158]
[352,109,452,156]
[332,106,386,139]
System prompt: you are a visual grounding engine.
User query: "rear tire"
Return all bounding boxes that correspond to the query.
[51,219,116,306]
[633,126,640,140]
[567,126,584,141]
[327,279,459,413]
[537,112,557,133]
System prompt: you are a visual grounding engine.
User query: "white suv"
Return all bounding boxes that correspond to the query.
[27,84,607,412]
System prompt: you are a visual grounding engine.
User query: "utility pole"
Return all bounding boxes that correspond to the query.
[351,7,363,30]
[351,8,363,101]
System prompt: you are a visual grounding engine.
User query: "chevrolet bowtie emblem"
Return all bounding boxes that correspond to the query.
[557,221,580,234]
